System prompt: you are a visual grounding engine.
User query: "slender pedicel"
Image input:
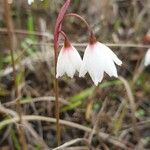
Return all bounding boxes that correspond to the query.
[65,13,96,44]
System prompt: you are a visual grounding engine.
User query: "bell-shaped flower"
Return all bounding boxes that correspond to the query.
[79,42,122,85]
[144,48,150,66]
[56,41,82,78]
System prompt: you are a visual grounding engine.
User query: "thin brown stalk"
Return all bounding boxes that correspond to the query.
[4,0,27,149]
[118,76,140,141]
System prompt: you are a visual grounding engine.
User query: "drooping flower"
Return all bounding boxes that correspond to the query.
[79,42,122,85]
[28,0,34,5]
[56,40,82,78]
[144,48,150,66]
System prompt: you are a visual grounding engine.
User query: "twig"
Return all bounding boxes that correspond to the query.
[118,76,140,141]
[53,138,88,150]
[119,119,150,140]
[0,28,52,39]
[24,121,49,149]
[3,96,68,107]
[60,146,89,150]
[0,114,129,150]
[0,27,150,48]
[3,1,27,149]
[28,42,150,49]
[123,119,150,130]
[0,104,49,149]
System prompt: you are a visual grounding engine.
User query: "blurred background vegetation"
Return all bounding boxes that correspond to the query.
[0,0,150,149]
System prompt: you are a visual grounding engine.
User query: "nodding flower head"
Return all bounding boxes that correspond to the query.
[79,41,122,85]
[54,1,122,85]
[56,39,82,78]
[144,48,150,66]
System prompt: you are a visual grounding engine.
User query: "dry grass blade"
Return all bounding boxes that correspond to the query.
[0,104,49,148]
[3,96,68,107]
[3,0,27,149]
[0,114,129,150]
[88,98,108,144]
[132,58,145,84]
[118,76,140,141]
[0,28,52,39]
[61,146,89,150]
[52,138,88,150]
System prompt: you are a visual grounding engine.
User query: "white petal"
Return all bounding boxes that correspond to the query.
[96,42,122,66]
[104,58,118,77]
[144,48,150,66]
[80,44,104,85]
[92,69,104,86]
[88,50,104,84]
[79,63,87,77]
[56,48,66,78]
[56,45,82,78]
[79,46,90,77]
[69,46,82,72]
[94,42,118,77]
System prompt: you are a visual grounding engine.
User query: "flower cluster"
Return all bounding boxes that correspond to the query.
[56,40,122,85]
[54,0,122,86]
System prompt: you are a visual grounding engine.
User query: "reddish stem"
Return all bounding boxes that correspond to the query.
[54,0,71,50]
[66,13,91,31]
[59,31,68,40]
[65,13,96,44]
[54,0,71,146]
[54,31,71,146]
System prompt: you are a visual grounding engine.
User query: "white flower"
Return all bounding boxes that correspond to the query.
[79,42,122,85]
[56,44,82,78]
[28,0,34,5]
[144,48,150,66]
